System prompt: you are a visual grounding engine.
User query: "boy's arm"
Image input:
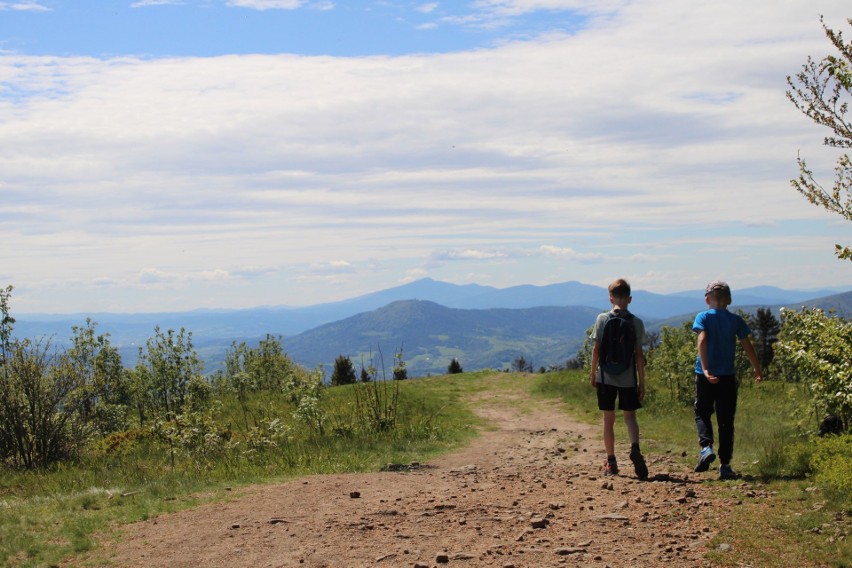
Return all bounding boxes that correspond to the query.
[589,342,600,387]
[696,330,718,384]
[635,344,646,400]
[740,336,763,383]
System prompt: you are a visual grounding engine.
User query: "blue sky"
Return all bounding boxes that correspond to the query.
[1,0,851,313]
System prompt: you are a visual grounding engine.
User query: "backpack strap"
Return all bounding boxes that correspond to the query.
[624,311,638,389]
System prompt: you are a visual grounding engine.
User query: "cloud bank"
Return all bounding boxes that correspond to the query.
[1,0,850,312]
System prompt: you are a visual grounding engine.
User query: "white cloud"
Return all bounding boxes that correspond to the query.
[439,0,619,30]
[401,268,429,283]
[416,3,439,14]
[471,0,620,16]
[538,246,604,264]
[138,268,231,285]
[225,0,305,9]
[432,249,511,261]
[305,261,356,274]
[130,0,183,7]
[0,1,49,11]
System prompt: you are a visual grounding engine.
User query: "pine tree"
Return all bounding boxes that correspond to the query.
[752,308,781,370]
[331,355,357,386]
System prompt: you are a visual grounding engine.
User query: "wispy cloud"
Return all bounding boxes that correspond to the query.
[225,0,305,9]
[401,268,429,283]
[130,0,183,7]
[471,0,622,16]
[304,261,356,275]
[437,0,612,31]
[538,246,604,264]
[0,1,50,11]
[138,268,232,285]
[432,249,511,261]
[416,3,439,14]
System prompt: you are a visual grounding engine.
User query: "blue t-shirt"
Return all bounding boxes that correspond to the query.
[693,308,751,376]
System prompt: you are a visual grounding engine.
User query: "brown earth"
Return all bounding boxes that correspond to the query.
[94,385,756,568]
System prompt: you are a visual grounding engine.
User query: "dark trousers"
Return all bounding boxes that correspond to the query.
[694,373,738,464]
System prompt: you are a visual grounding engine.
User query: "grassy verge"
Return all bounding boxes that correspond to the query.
[533,369,851,567]
[702,481,851,568]
[0,371,496,568]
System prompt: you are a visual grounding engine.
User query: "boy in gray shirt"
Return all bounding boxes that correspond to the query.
[589,278,648,479]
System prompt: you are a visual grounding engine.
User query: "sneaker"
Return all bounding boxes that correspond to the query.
[604,459,619,476]
[719,464,739,480]
[630,448,649,480]
[694,446,716,472]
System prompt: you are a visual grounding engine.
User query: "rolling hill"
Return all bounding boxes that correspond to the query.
[281,300,602,377]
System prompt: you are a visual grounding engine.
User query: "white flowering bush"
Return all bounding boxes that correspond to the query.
[244,416,291,454]
[150,401,230,470]
[290,368,326,434]
[774,307,852,430]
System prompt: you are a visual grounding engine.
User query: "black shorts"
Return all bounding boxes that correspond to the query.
[596,383,642,412]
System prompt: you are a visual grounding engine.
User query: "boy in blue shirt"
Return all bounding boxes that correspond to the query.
[692,281,763,480]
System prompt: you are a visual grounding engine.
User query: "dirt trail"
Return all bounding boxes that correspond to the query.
[97,386,737,567]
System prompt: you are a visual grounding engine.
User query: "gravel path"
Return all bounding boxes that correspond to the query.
[95,384,744,567]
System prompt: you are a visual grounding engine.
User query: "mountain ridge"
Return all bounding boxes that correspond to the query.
[11,279,851,376]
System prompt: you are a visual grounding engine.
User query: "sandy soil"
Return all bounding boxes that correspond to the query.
[93,384,750,567]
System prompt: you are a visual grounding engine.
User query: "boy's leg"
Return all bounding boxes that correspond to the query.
[623,410,648,480]
[616,386,642,444]
[597,385,619,475]
[694,373,716,448]
[694,373,717,472]
[715,376,739,466]
[623,410,640,445]
[602,410,619,475]
[603,410,616,457]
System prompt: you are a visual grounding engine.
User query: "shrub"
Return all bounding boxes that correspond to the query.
[134,327,204,421]
[647,322,695,406]
[810,434,852,494]
[392,348,408,380]
[755,436,812,480]
[352,350,399,433]
[774,308,852,429]
[0,339,89,468]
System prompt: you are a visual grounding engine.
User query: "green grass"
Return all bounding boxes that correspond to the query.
[698,480,851,568]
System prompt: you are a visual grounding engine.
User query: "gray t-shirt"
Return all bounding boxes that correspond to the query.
[591,308,645,388]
